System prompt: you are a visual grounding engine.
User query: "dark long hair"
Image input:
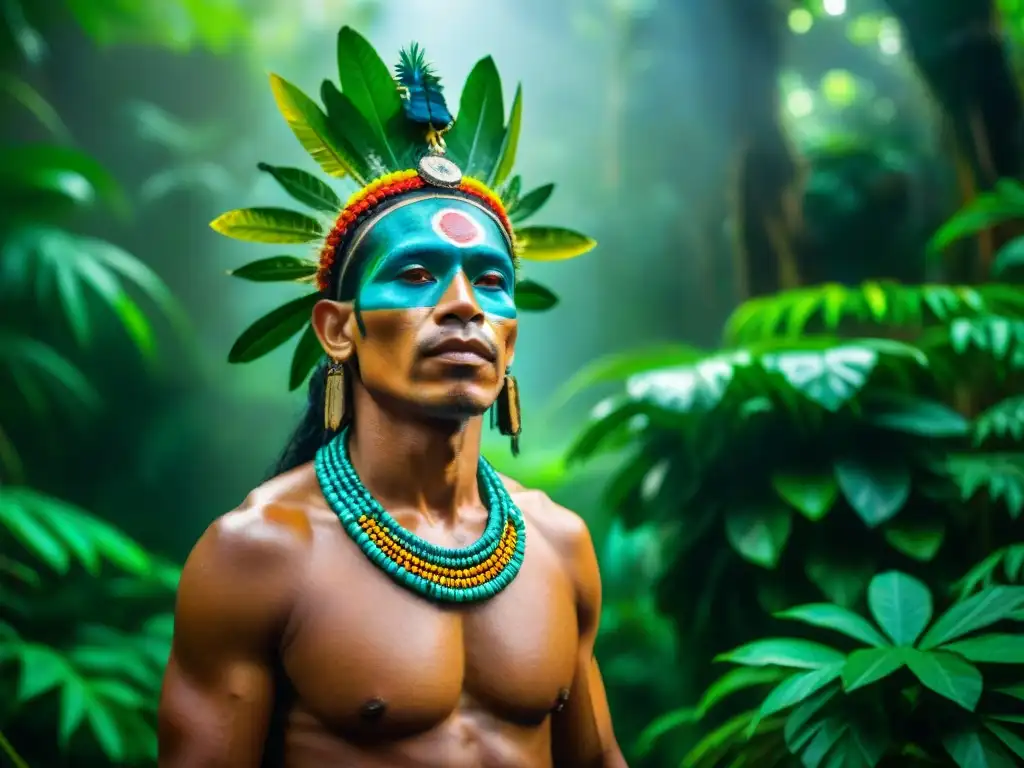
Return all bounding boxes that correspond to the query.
[268,357,334,478]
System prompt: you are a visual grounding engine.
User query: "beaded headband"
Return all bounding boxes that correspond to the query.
[210,27,598,391]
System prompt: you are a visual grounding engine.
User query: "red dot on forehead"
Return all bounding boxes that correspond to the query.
[436,209,481,244]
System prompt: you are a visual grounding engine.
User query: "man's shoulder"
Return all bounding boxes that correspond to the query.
[499,473,594,561]
[197,464,331,574]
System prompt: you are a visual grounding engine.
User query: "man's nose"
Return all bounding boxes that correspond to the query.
[434,271,484,326]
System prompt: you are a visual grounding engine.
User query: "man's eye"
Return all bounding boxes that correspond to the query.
[475,272,505,289]
[400,267,434,284]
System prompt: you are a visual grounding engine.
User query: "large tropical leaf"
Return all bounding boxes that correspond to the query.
[928,180,1024,253]
[0,227,187,354]
[490,84,522,188]
[514,279,558,312]
[269,73,365,183]
[725,283,1024,345]
[0,144,126,216]
[335,26,405,169]
[516,226,596,262]
[0,487,152,576]
[256,163,340,213]
[228,255,318,283]
[210,207,324,244]
[228,293,319,364]
[446,56,505,179]
[508,183,554,224]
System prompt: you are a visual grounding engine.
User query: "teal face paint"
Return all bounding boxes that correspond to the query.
[339,196,517,321]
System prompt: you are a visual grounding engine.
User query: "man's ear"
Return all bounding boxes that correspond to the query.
[312,299,356,361]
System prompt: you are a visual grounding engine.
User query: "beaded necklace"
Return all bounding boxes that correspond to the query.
[314,428,527,603]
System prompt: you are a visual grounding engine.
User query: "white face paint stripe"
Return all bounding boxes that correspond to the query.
[431,207,485,248]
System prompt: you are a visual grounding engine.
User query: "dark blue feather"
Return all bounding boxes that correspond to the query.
[395,43,453,129]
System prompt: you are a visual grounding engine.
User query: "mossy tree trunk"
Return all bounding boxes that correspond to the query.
[727,0,806,299]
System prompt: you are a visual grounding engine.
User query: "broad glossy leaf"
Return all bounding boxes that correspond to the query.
[762,344,877,411]
[905,649,982,711]
[210,207,323,244]
[87,701,126,762]
[772,472,838,521]
[724,505,793,569]
[867,571,932,646]
[715,638,845,669]
[257,162,340,212]
[864,393,969,437]
[491,84,522,188]
[818,714,890,768]
[942,634,1024,663]
[59,676,88,746]
[516,226,596,261]
[229,255,318,283]
[775,604,888,647]
[806,552,874,608]
[692,667,787,718]
[784,686,838,753]
[920,586,1024,648]
[943,726,1018,768]
[17,644,68,702]
[336,26,403,168]
[269,73,363,182]
[289,324,323,391]
[515,279,558,312]
[229,293,319,364]
[758,666,842,718]
[883,520,946,562]
[447,56,505,178]
[842,647,905,692]
[509,183,554,224]
[835,455,911,528]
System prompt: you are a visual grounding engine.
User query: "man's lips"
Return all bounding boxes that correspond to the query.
[423,336,497,363]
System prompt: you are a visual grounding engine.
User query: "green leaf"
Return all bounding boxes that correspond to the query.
[210,207,324,243]
[715,638,845,669]
[920,587,1024,648]
[985,720,1024,761]
[447,56,505,179]
[724,505,793,569]
[229,293,319,364]
[692,667,788,717]
[336,26,403,169]
[228,255,318,283]
[509,183,554,224]
[0,143,126,216]
[993,235,1024,277]
[975,397,1024,445]
[943,634,1024,663]
[772,472,838,521]
[943,726,1018,768]
[87,702,126,762]
[269,73,364,183]
[867,571,933,646]
[491,84,522,188]
[806,552,874,608]
[17,644,68,702]
[904,649,983,710]
[517,226,597,261]
[842,648,905,692]
[883,520,946,562]
[58,677,88,746]
[515,279,558,312]
[320,80,391,175]
[864,394,969,438]
[0,491,70,573]
[256,162,340,212]
[929,192,1024,253]
[762,344,880,411]
[758,666,842,718]
[775,604,889,647]
[945,454,1024,518]
[835,456,911,528]
[289,324,323,391]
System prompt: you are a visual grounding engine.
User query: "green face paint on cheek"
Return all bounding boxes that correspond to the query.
[349,198,517,321]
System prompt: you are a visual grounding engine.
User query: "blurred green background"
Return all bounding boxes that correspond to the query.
[6,0,1024,765]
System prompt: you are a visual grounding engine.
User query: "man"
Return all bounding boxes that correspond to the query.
[158,28,626,768]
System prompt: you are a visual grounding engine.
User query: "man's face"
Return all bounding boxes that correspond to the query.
[331,195,518,420]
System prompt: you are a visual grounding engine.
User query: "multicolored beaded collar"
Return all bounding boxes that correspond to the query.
[315,428,527,603]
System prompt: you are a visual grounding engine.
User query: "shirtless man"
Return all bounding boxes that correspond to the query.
[157,28,626,768]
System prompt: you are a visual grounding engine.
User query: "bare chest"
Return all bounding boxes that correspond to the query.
[279,524,579,740]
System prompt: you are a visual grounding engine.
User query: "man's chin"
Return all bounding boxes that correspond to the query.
[416,386,494,421]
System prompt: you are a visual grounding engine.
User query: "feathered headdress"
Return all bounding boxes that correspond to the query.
[210,27,596,391]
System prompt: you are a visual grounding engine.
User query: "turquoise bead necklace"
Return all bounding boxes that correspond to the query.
[314,427,527,603]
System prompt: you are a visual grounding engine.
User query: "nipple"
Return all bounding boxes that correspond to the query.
[360,697,388,721]
[552,688,571,713]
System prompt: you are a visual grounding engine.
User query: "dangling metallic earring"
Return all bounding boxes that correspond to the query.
[324,360,346,431]
[495,368,522,456]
